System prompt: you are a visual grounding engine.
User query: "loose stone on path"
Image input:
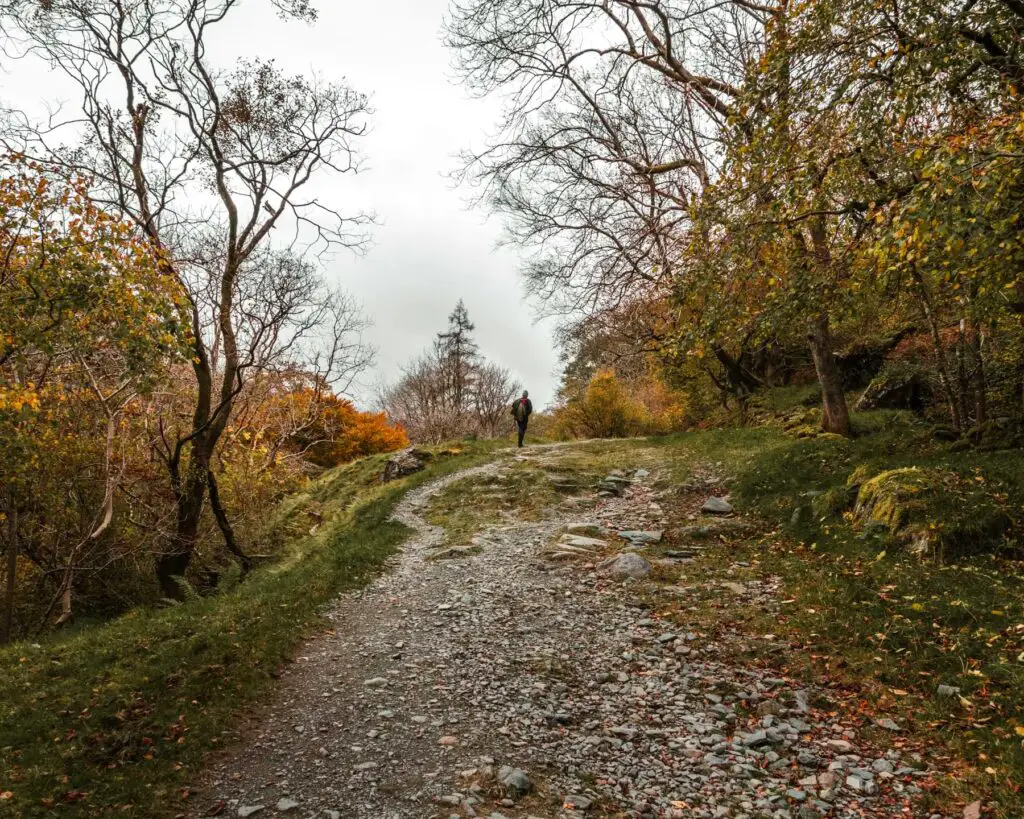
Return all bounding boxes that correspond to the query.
[188,448,939,819]
[702,496,734,514]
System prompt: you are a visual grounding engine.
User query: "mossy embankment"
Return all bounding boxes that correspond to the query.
[0,442,501,818]
[636,408,1023,815]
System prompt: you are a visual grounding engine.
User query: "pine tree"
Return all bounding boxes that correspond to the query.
[436,299,479,415]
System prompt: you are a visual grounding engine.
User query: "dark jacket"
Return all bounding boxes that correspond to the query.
[511,397,533,422]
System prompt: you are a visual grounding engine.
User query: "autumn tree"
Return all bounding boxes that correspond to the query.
[1,0,372,597]
[0,159,181,641]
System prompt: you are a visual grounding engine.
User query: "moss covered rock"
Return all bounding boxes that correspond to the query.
[967,418,1024,452]
[812,484,858,518]
[855,360,933,412]
[853,467,1013,558]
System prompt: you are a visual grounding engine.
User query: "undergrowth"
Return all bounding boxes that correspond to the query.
[0,442,498,818]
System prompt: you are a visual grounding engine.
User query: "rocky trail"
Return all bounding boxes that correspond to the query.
[188,446,946,819]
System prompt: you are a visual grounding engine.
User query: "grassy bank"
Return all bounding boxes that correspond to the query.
[0,442,500,818]
[535,412,1023,815]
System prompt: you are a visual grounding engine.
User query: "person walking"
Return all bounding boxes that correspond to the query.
[511,390,533,447]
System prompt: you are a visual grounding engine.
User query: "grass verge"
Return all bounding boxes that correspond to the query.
[0,442,499,818]
[612,415,1024,816]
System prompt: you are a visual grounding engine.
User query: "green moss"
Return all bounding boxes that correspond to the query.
[846,463,876,489]
[811,484,857,518]
[854,467,1014,557]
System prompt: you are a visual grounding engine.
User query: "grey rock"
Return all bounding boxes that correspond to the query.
[599,551,652,579]
[875,717,902,732]
[276,798,300,813]
[382,447,429,482]
[757,700,782,716]
[619,530,664,543]
[741,730,772,748]
[238,808,266,819]
[498,766,532,795]
[937,684,961,698]
[561,534,609,548]
[702,496,734,514]
[564,794,593,810]
[846,775,879,795]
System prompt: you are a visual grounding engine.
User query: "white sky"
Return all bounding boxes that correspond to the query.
[0,0,563,409]
[224,1,563,409]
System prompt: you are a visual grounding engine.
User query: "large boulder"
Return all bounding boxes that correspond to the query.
[967,417,1024,452]
[853,467,1012,557]
[855,361,932,412]
[382,447,432,482]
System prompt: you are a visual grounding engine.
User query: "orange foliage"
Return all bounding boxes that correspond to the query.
[286,391,409,467]
[555,368,689,439]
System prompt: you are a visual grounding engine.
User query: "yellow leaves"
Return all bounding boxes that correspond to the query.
[0,386,41,413]
[1014,726,1024,737]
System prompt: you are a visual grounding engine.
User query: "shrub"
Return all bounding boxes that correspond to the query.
[554,369,688,439]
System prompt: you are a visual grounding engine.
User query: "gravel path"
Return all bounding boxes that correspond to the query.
[188,448,945,819]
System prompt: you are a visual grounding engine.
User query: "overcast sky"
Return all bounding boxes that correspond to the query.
[228,1,563,408]
[0,0,563,409]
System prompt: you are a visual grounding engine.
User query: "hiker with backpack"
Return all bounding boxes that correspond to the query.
[511,390,533,447]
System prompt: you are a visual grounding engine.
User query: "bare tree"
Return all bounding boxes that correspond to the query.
[445,0,758,317]
[379,349,465,444]
[473,362,520,438]
[1,0,372,596]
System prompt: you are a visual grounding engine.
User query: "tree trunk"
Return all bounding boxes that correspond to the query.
[207,469,252,574]
[2,503,17,645]
[969,324,988,425]
[911,266,962,431]
[955,319,971,427]
[807,313,851,436]
[711,343,762,395]
[157,454,208,599]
